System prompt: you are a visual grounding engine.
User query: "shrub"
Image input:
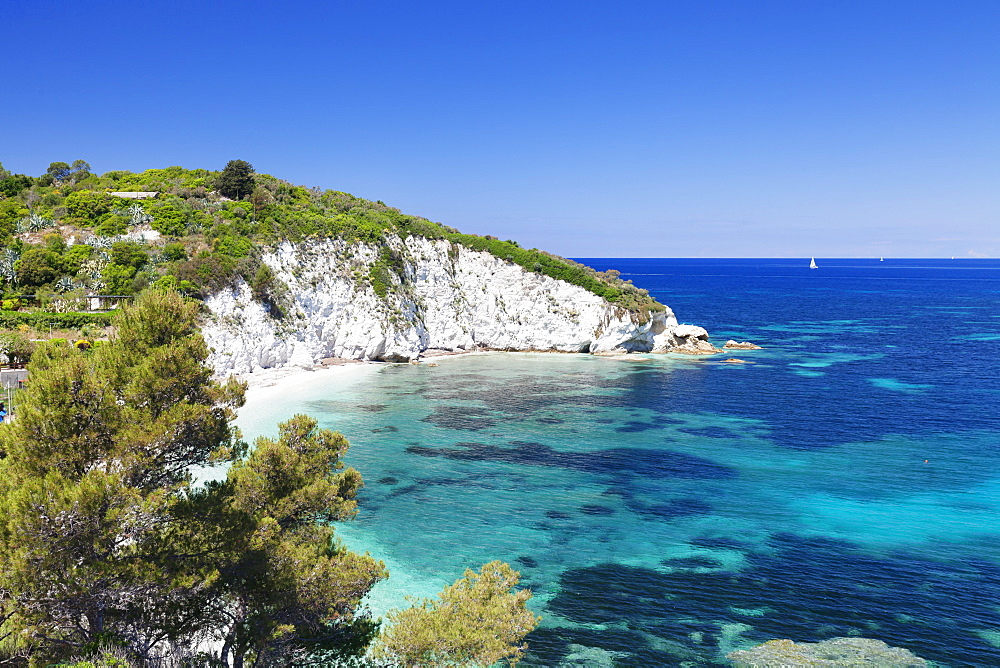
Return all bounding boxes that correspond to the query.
[0,311,113,329]
[64,190,112,222]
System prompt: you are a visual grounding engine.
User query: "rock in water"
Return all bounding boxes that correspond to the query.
[656,324,720,354]
[724,339,763,349]
[727,637,927,667]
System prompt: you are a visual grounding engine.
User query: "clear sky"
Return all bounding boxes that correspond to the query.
[3,1,998,258]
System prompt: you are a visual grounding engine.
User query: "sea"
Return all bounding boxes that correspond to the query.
[236,258,1000,666]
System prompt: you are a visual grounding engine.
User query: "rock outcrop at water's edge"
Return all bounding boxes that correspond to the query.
[724,339,763,350]
[202,236,717,376]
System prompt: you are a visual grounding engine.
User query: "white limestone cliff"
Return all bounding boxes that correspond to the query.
[201,236,716,376]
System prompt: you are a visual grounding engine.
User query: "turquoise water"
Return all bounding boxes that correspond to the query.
[237,259,1000,666]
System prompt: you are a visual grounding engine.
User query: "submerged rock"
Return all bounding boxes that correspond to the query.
[724,339,763,349]
[727,637,927,667]
[557,643,623,667]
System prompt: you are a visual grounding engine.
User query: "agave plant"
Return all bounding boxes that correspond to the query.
[16,212,55,233]
[55,275,76,293]
[127,204,152,227]
[0,258,16,285]
[83,235,113,250]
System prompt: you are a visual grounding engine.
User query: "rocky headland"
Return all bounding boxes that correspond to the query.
[201,236,719,376]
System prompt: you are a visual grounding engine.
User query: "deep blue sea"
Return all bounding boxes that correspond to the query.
[238,258,1000,666]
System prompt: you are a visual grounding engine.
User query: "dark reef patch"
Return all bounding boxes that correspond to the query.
[614,421,666,433]
[545,510,572,520]
[377,477,399,485]
[357,403,388,412]
[580,504,615,516]
[404,441,734,479]
[542,533,1000,666]
[385,483,421,499]
[423,374,593,414]
[678,426,740,439]
[524,627,692,667]
[370,425,398,433]
[420,405,499,431]
[516,556,539,568]
[383,473,504,499]
[690,536,747,550]
[628,497,713,520]
[536,417,565,424]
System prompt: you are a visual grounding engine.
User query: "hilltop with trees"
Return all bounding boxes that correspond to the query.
[0,160,662,316]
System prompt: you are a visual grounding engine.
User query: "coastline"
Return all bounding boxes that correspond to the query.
[232,348,712,417]
[236,361,377,399]
[236,351,503,406]
[192,362,387,486]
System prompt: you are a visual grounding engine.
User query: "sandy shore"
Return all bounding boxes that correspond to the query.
[233,349,670,400]
[233,362,383,407]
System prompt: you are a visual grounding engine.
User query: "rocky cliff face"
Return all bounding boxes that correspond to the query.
[201,236,715,376]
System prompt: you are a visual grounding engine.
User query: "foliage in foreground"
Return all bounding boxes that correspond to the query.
[375,561,541,667]
[0,290,386,667]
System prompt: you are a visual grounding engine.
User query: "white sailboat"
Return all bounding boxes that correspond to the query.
[879,256,884,261]
[809,257,818,269]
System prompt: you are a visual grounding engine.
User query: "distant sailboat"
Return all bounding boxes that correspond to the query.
[879,256,884,261]
[809,257,818,269]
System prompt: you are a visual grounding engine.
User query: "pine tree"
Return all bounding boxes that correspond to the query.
[375,561,541,667]
[216,160,256,200]
[0,291,385,666]
[201,414,387,667]
[0,291,245,662]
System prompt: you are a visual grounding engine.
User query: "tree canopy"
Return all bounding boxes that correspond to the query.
[0,290,386,666]
[217,159,256,200]
[375,561,541,667]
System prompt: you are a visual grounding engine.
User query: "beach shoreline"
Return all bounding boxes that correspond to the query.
[233,351,504,405]
[233,348,703,407]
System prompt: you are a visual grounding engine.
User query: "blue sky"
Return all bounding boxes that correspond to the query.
[3,1,998,258]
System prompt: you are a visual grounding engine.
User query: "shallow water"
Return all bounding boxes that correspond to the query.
[237,258,1000,666]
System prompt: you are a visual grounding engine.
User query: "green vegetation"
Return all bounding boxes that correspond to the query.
[0,292,385,666]
[0,160,662,317]
[216,159,256,201]
[375,561,540,667]
[0,310,111,329]
[0,291,540,666]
